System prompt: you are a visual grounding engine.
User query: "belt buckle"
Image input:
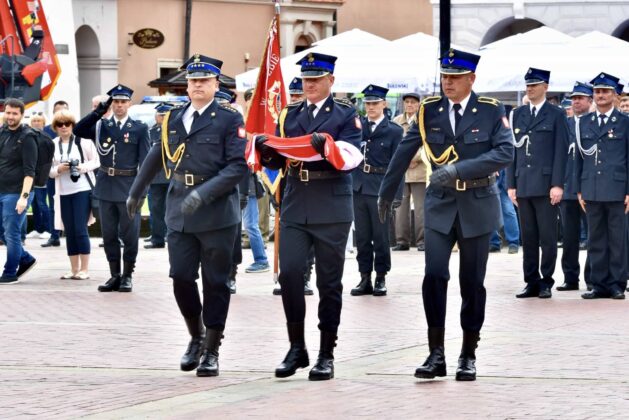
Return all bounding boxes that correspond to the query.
[299,169,309,182]
[363,164,371,173]
[184,174,194,186]
[107,167,115,176]
[455,179,467,191]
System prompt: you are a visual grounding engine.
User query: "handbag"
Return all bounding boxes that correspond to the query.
[75,136,100,216]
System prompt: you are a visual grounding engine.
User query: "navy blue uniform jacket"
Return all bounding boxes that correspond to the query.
[379,93,514,238]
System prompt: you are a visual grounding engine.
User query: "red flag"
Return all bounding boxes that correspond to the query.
[245,15,286,135]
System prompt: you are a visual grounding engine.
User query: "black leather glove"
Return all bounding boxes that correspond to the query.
[95,96,113,117]
[310,132,326,158]
[125,196,144,220]
[429,164,458,187]
[377,197,393,224]
[181,190,203,215]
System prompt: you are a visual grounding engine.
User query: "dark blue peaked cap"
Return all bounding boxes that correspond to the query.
[182,53,223,79]
[525,67,550,85]
[107,84,133,100]
[590,72,620,90]
[289,77,303,94]
[154,103,174,114]
[440,49,481,74]
[297,52,337,78]
[361,84,388,102]
[569,81,593,98]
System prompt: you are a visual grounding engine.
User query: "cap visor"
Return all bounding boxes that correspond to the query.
[186,72,218,79]
[111,95,131,100]
[569,92,591,98]
[525,80,546,85]
[363,96,384,102]
[301,71,330,78]
[289,90,304,95]
[592,84,616,90]
[440,67,472,75]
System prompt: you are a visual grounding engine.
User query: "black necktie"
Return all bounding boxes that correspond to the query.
[191,111,200,130]
[116,120,122,130]
[599,114,606,127]
[308,104,317,123]
[369,121,376,133]
[531,106,537,119]
[453,103,462,132]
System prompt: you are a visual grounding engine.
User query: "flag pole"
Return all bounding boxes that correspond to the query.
[272,0,281,285]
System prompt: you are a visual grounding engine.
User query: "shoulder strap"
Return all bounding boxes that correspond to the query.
[75,136,95,190]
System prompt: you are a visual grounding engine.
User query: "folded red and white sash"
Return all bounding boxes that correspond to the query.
[246,133,362,172]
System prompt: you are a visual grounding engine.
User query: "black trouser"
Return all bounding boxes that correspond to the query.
[423,218,490,333]
[560,199,590,285]
[517,196,559,288]
[353,193,391,274]
[168,225,238,330]
[279,220,351,333]
[148,184,168,245]
[99,199,140,263]
[586,201,627,294]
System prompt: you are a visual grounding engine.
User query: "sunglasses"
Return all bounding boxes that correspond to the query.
[55,121,73,128]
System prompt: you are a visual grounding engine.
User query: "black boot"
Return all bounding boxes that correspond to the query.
[118,261,134,292]
[304,266,314,296]
[308,331,336,381]
[275,322,309,378]
[228,264,237,294]
[351,273,373,296]
[196,329,223,377]
[373,273,387,296]
[180,316,206,371]
[456,331,480,381]
[414,328,447,379]
[97,261,121,292]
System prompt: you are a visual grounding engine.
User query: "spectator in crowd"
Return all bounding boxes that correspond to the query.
[0,98,37,284]
[489,169,520,253]
[392,92,427,251]
[25,113,52,242]
[243,170,270,273]
[42,100,70,247]
[620,96,629,115]
[49,110,99,279]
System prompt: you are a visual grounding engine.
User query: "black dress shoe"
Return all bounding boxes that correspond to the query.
[351,273,373,296]
[515,285,538,298]
[373,274,387,296]
[610,289,625,300]
[276,322,309,378]
[415,328,446,379]
[556,282,579,291]
[181,316,205,371]
[391,244,409,251]
[144,243,165,249]
[417,243,425,251]
[143,236,152,242]
[538,287,552,299]
[308,331,336,381]
[98,275,120,292]
[581,290,609,299]
[41,239,60,247]
[197,329,223,377]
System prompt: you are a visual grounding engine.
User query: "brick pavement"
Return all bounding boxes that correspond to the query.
[1,238,628,419]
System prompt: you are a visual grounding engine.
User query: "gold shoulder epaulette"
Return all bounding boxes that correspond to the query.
[333,97,353,108]
[219,103,238,113]
[421,96,441,105]
[478,96,501,106]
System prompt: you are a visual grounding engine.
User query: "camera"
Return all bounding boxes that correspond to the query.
[68,159,80,182]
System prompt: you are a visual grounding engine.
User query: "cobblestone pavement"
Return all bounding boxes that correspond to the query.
[1,238,628,419]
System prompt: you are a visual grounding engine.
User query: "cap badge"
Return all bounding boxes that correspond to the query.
[307,54,314,63]
[448,50,454,58]
[117,85,122,90]
[527,69,532,74]
[194,54,200,63]
[368,86,373,91]
[600,73,605,78]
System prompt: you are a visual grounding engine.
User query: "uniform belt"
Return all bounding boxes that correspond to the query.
[99,166,137,177]
[287,166,342,182]
[446,175,496,191]
[362,164,387,174]
[172,172,212,186]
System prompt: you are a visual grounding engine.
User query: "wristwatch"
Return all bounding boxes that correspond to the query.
[21,192,29,199]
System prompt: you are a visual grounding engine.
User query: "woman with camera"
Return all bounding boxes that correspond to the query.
[49,110,100,279]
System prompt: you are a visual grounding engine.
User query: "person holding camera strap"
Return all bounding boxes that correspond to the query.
[49,110,100,280]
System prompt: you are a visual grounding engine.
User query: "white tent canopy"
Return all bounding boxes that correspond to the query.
[236,29,440,95]
[475,29,629,93]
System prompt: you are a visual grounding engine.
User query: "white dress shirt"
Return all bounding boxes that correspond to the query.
[182,100,214,133]
[448,93,471,133]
